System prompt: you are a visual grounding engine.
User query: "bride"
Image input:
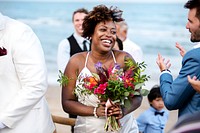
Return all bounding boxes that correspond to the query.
[61,5,142,133]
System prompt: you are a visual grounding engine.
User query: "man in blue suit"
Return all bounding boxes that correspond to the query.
[156,0,200,119]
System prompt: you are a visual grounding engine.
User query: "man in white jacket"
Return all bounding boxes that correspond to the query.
[0,12,55,133]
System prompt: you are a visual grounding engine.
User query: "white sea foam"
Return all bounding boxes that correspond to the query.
[18,17,63,26]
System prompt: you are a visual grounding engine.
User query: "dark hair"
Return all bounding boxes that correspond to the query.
[116,37,123,50]
[148,85,162,103]
[72,8,89,21]
[82,5,124,38]
[184,0,200,21]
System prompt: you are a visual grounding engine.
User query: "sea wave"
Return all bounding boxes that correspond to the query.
[17,17,64,26]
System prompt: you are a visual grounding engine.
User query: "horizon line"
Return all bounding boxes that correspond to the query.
[0,0,185,3]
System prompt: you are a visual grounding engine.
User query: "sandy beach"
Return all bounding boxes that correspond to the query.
[46,85,178,133]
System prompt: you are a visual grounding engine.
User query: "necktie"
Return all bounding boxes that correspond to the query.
[83,40,87,51]
[155,111,164,116]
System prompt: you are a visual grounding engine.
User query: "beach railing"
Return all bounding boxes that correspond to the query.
[52,115,76,133]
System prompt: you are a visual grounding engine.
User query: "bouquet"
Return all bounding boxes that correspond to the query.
[58,56,150,132]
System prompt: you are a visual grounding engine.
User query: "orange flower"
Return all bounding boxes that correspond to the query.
[89,77,98,86]
[84,76,99,90]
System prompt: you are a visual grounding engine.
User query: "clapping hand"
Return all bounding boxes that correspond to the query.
[175,42,186,57]
[188,75,200,93]
[156,53,171,72]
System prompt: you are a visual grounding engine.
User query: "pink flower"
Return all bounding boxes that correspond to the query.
[94,83,108,94]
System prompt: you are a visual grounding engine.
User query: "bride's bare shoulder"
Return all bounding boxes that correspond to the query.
[113,50,133,61]
[68,52,88,66]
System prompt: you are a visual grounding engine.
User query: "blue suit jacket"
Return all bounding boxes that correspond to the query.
[160,48,200,118]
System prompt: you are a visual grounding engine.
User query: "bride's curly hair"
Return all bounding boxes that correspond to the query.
[82,5,124,39]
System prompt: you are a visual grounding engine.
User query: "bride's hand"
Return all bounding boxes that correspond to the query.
[107,105,123,119]
[96,101,106,117]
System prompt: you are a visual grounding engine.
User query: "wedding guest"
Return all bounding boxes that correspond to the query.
[156,0,200,119]
[61,5,142,133]
[116,21,143,63]
[57,8,89,133]
[57,8,90,73]
[0,12,55,133]
[137,85,169,133]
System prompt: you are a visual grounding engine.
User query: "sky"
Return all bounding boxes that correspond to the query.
[0,0,186,3]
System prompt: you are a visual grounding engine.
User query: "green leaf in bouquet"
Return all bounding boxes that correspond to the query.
[120,98,125,106]
[57,70,72,86]
[135,83,144,90]
[133,91,141,96]
[92,73,100,80]
[124,98,131,108]
[124,91,130,97]
[140,88,149,96]
[112,99,120,104]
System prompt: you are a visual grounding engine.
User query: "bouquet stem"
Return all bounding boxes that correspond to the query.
[104,98,121,131]
[104,115,121,131]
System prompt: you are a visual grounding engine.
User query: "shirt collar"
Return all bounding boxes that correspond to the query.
[73,32,85,44]
[149,106,164,112]
[193,42,200,49]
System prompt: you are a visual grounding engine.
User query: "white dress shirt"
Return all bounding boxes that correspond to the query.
[123,38,143,63]
[193,42,200,49]
[57,32,89,73]
[0,122,6,129]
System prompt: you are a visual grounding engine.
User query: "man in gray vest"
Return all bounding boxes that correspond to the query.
[57,8,90,73]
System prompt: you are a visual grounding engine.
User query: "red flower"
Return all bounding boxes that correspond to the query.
[123,78,135,88]
[94,82,108,94]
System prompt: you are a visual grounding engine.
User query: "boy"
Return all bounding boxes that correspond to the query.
[136,85,169,133]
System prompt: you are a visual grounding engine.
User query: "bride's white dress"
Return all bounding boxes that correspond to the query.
[74,52,139,133]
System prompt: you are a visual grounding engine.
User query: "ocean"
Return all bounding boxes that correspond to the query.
[0,1,193,88]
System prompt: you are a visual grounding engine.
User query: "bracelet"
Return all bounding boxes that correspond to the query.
[161,69,171,73]
[93,107,99,118]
